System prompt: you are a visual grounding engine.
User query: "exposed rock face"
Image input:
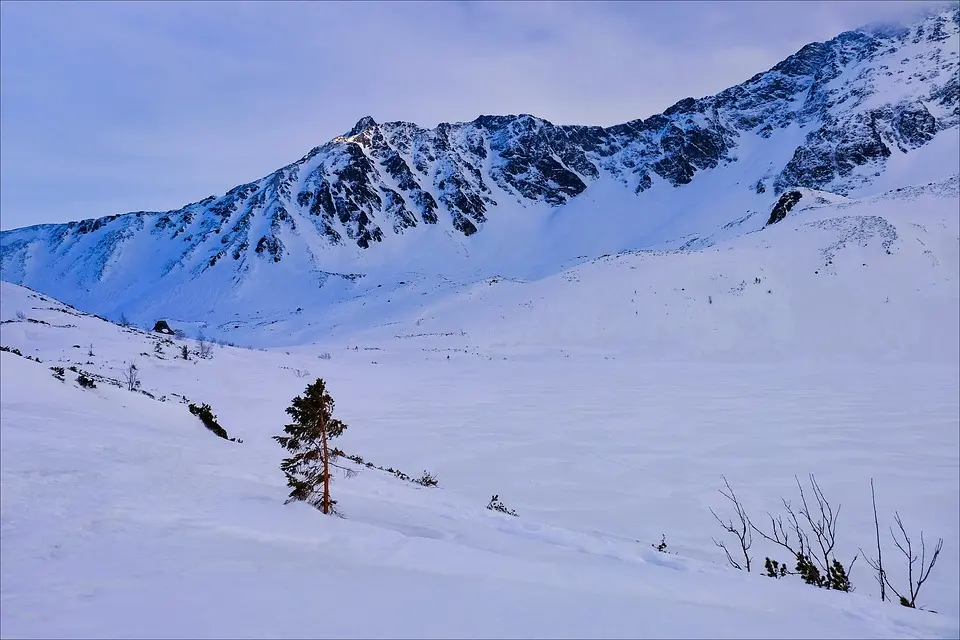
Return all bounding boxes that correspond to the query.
[1,7,957,292]
[767,191,804,226]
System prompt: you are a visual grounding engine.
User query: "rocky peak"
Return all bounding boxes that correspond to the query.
[770,41,832,77]
[346,116,378,137]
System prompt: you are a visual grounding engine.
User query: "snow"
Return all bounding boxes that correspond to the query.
[2,168,959,638]
[1,9,958,636]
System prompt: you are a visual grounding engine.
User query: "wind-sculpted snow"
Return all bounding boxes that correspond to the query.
[1,7,957,328]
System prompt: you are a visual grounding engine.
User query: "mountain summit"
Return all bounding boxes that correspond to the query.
[1,7,957,327]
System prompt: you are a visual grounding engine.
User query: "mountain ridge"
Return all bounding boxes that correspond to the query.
[1,6,958,329]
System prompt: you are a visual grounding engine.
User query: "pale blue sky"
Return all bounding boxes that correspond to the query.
[0,0,950,230]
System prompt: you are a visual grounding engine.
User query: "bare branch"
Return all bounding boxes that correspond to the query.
[329,461,359,479]
[795,474,838,575]
[708,476,754,572]
[847,552,859,582]
[885,511,944,608]
[750,509,801,559]
[870,479,885,601]
[712,537,743,571]
[915,534,943,597]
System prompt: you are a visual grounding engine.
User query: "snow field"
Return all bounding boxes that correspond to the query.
[1,272,958,638]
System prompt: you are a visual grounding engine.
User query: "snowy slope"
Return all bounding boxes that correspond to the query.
[1,7,958,329]
[346,175,959,365]
[2,285,958,638]
[29,172,947,362]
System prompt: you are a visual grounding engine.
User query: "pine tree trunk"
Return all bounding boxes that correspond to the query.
[320,410,330,515]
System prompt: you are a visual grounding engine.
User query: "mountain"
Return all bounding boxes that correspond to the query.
[2,7,958,336]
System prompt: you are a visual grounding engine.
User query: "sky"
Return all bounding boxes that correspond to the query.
[0,0,952,230]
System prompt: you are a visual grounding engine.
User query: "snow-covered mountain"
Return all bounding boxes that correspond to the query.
[3,9,959,634]
[2,7,958,333]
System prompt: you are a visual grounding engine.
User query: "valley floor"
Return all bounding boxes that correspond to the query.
[1,285,958,638]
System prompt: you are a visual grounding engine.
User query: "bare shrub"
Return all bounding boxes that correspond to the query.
[861,479,944,610]
[122,360,140,391]
[749,475,857,591]
[709,475,754,571]
[711,475,855,592]
[884,513,943,609]
[197,331,213,360]
[861,478,887,601]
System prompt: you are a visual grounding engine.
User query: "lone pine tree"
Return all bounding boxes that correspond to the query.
[273,378,348,514]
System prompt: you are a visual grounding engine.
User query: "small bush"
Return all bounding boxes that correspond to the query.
[384,466,410,481]
[16,311,26,321]
[318,352,332,360]
[77,373,97,389]
[415,470,439,487]
[122,361,140,391]
[197,331,213,359]
[336,449,435,488]
[487,494,518,517]
[765,558,788,578]
[0,346,23,356]
[180,344,189,360]
[653,534,672,554]
[51,366,65,380]
[188,402,229,440]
